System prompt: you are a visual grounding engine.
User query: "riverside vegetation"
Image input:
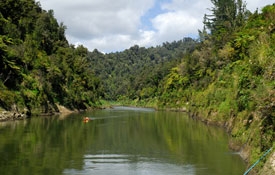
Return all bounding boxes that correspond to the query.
[0,0,274,174]
[0,0,103,117]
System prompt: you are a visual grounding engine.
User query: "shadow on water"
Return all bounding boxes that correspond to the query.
[0,107,246,175]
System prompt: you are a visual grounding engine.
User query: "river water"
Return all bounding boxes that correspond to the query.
[0,106,245,175]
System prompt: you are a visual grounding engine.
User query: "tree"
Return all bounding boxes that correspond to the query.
[0,0,103,113]
[204,0,248,48]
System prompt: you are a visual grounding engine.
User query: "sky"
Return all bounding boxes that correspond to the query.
[39,0,275,53]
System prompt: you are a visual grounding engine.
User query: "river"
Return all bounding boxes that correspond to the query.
[0,106,245,175]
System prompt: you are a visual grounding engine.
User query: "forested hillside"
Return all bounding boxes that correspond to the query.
[0,0,103,116]
[157,2,275,173]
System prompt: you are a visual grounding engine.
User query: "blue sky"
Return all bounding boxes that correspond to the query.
[140,0,171,31]
[39,0,275,53]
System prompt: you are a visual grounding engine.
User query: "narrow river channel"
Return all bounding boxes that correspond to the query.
[0,106,245,175]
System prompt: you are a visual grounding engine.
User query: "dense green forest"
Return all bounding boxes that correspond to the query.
[88,38,197,101]
[0,0,103,115]
[160,1,274,171]
[0,0,274,173]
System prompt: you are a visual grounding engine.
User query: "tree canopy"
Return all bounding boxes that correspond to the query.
[0,0,103,114]
[88,38,197,101]
[203,0,250,48]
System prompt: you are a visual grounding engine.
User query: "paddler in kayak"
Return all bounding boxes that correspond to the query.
[83,117,90,122]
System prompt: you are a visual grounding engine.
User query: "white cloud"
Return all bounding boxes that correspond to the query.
[246,0,275,12]
[38,0,275,52]
[151,11,198,42]
[143,0,213,45]
[39,0,155,52]
[162,0,212,17]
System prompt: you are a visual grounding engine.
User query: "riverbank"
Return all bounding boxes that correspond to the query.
[187,109,274,175]
[0,110,28,122]
[180,108,273,175]
[114,100,274,175]
[0,105,77,122]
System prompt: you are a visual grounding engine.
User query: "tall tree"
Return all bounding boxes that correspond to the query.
[204,0,248,48]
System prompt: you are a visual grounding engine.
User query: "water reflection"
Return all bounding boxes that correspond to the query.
[0,107,245,175]
[63,154,195,175]
[111,106,155,112]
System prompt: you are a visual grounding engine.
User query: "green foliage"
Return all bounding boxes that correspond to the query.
[204,0,249,48]
[232,33,255,60]
[0,0,102,114]
[0,89,18,110]
[258,93,275,151]
[88,39,197,101]
[154,4,275,172]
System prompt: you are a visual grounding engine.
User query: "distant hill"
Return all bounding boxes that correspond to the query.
[87,38,197,100]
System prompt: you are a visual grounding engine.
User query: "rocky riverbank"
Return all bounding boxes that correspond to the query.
[0,105,76,122]
[0,111,28,122]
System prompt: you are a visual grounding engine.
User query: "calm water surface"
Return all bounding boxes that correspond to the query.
[0,106,245,175]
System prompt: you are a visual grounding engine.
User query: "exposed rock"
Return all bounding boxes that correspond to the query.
[0,111,27,122]
[57,105,75,115]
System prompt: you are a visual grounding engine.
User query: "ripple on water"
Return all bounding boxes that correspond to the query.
[63,154,196,175]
